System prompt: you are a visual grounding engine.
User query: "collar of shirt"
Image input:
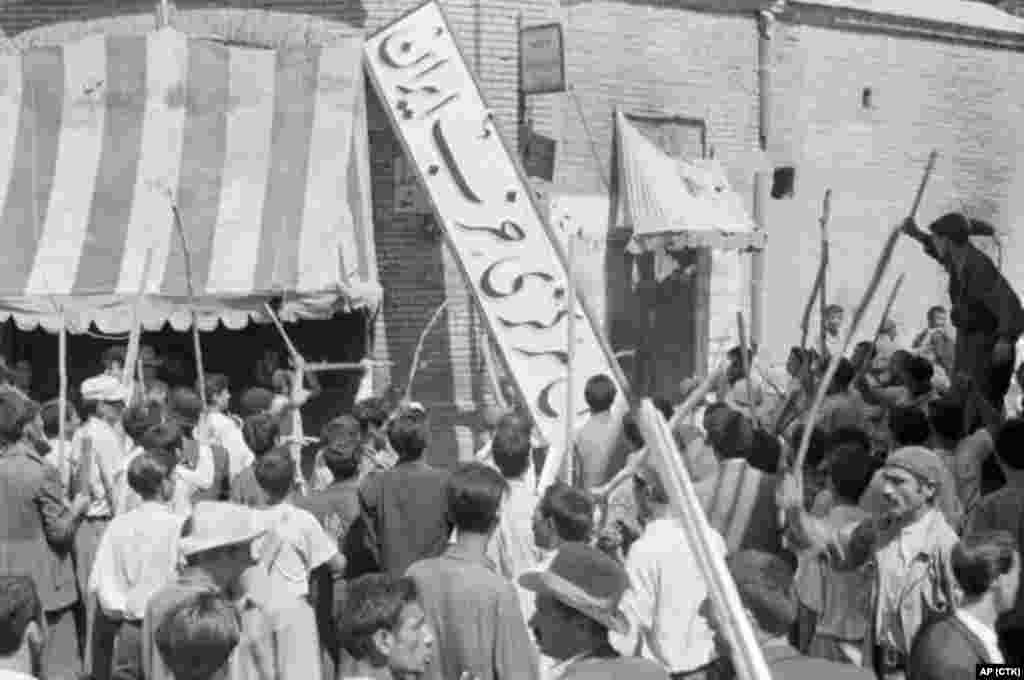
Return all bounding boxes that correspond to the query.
[443,543,497,572]
[889,508,944,564]
[955,609,1005,663]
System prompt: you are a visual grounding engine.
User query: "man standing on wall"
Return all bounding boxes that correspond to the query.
[902,214,1024,414]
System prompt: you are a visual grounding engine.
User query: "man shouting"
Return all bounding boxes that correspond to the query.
[902,213,1024,412]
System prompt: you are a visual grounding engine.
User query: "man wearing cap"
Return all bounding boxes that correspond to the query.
[521,542,668,680]
[780,446,960,680]
[142,501,321,680]
[72,374,130,672]
[167,387,221,505]
[902,214,1024,413]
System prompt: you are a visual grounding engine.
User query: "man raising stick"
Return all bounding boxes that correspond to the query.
[902,213,1024,413]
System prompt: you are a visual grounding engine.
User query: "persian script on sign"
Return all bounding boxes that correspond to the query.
[363,1,628,460]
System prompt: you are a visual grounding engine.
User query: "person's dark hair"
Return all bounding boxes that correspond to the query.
[889,406,931,447]
[928,397,966,442]
[622,412,644,449]
[491,419,532,480]
[123,402,165,442]
[831,358,855,392]
[789,425,827,471]
[539,482,594,543]
[203,373,230,406]
[155,590,241,680]
[322,446,360,482]
[827,427,872,458]
[353,398,389,434]
[905,355,934,392]
[996,418,1024,471]
[40,399,78,440]
[168,387,204,430]
[0,574,42,656]
[127,450,173,499]
[446,462,508,534]
[253,447,295,499]
[584,375,617,413]
[952,531,1018,599]
[0,394,34,445]
[727,550,797,636]
[239,387,275,418]
[321,415,360,447]
[338,574,420,663]
[242,413,279,457]
[387,413,428,462]
[826,443,877,505]
[927,306,947,324]
[652,396,674,422]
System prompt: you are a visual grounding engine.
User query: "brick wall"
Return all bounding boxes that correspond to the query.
[0,0,561,467]
[537,0,1024,369]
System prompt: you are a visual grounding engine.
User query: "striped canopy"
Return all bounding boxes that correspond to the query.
[0,28,379,334]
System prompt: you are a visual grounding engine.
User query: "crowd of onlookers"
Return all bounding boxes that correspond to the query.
[0,299,1023,680]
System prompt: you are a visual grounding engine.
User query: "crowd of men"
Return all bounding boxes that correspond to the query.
[0,211,1023,680]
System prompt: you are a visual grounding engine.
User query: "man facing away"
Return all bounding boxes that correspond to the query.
[336,574,436,680]
[909,531,1019,680]
[153,591,241,680]
[572,375,627,490]
[407,463,539,680]
[521,542,669,680]
[358,410,452,577]
[0,575,48,680]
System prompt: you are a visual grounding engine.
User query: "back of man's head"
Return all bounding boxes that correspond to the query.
[826,444,878,506]
[253,447,296,500]
[338,574,420,665]
[952,531,1018,600]
[929,397,966,443]
[127,451,173,500]
[141,422,183,471]
[387,413,428,463]
[491,420,531,480]
[155,590,240,680]
[447,462,508,535]
[996,419,1024,471]
[726,550,797,637]
[584,374,616,413]
[0,574,42,658]
[539,482,595,544]
[889,405,931,447]
[242,413,279,458]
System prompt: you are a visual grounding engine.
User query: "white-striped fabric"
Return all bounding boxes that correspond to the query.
[0,28,379,334]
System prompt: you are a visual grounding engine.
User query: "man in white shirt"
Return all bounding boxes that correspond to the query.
[0,575,47,680]
[909,531,1020,679]
[486,415,542,622]
[201,373,254,481]
[613,455,725,679]
[72,374,129,677]
[252,447,346,599]
[89,450,184,680]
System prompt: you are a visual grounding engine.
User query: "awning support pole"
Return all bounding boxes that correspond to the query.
[58,320,67,474]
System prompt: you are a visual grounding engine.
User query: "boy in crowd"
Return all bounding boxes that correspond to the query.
[0,575,47,680]
[230,414,280,509]
[154,591,241,680]
[532,482,596,558]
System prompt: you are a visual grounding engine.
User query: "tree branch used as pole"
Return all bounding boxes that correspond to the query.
[818,189,832,357]
[405,299,450,403]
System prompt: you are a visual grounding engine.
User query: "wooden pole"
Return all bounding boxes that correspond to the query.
[405,300,449,403]
[565,225,577,483]
[794,154,936,475]
[124,247,154,400]
[58,322,67,475]
[799,264,824,351]
[637,401,772,680]
[818,189,832,357]
[737,311,756,422]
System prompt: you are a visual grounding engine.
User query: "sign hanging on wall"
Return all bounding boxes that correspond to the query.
[519,22,566,95]
[364,1,626,459]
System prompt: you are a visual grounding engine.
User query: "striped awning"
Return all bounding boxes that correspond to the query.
[0,28,380,334]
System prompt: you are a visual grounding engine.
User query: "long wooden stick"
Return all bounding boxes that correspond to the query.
[169,197,207,410]
[58,322,67,477]
[818,189,832,357]
[638,401,772,680]
[793,155,935,474]
[737,312,756,422]
[799,264,824,351]
[565,225,578,484]
[405,299,450,402]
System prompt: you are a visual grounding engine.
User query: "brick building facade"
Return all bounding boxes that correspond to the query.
[3,0,1023,465]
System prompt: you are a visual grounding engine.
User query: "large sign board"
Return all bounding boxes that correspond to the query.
[364,1,627,459]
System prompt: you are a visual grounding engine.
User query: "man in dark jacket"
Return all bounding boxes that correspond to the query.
[909,531,1019,680]
[902,214,1024,412]
[0,392,90,678]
